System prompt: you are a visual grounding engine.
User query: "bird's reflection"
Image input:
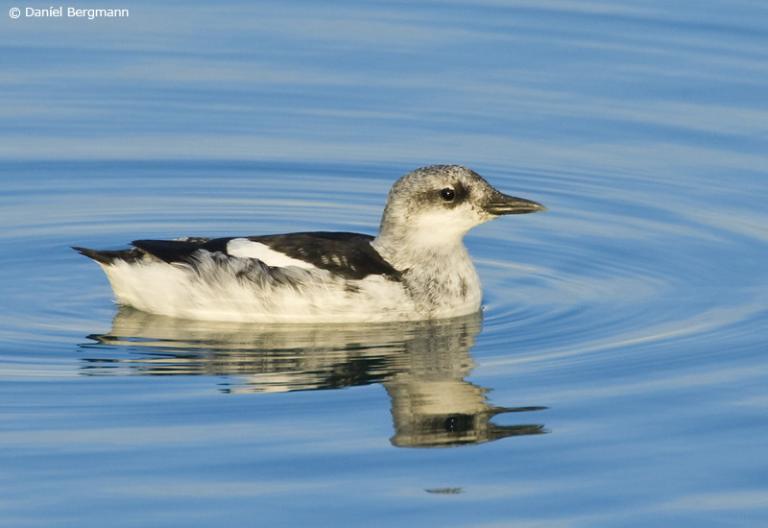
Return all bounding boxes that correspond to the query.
[81,307,546,448]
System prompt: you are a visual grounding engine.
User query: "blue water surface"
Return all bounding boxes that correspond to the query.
[1,1,768,527]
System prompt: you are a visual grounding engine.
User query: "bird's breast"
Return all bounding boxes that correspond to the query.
[401,253,482,317]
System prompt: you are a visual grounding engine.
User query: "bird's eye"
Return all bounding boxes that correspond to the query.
[440,188,455,201]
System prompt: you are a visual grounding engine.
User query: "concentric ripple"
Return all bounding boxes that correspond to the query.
[1,161,765,388]
[1,158,767,527]
[470,166,767,377]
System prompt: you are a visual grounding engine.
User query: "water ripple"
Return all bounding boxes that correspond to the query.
[1,162,764,389]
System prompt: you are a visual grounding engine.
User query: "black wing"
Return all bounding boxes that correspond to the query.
[131,237,230,263]
[76,232,400,281]
[247,232,401,280]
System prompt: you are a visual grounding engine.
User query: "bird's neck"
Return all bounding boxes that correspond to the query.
[372,227,469,271]
[373,230,482,317]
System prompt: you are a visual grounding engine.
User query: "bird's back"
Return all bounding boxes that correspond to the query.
[75,232,422,322]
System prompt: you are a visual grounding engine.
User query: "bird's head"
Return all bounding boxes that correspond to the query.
[376,165,545,250]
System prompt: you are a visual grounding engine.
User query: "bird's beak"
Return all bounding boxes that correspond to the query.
[483,191,546,215]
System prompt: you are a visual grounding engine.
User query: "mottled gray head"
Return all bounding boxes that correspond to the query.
[377,165,544,246]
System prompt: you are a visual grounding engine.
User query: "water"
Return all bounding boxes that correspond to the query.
[2,1,768,527]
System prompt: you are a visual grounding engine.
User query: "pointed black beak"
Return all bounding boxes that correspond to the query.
[483,191,546,215]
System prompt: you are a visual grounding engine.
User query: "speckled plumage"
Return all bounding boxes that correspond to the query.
[74,165,544,322]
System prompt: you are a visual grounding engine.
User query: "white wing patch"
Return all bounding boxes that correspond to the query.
[226,238,317,270]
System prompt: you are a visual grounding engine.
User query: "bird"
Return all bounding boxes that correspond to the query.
[74,165,545,323]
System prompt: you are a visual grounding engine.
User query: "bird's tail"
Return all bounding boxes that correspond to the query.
[72,246,142,265]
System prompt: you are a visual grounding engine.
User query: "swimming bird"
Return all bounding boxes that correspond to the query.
[74,165,545,323]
